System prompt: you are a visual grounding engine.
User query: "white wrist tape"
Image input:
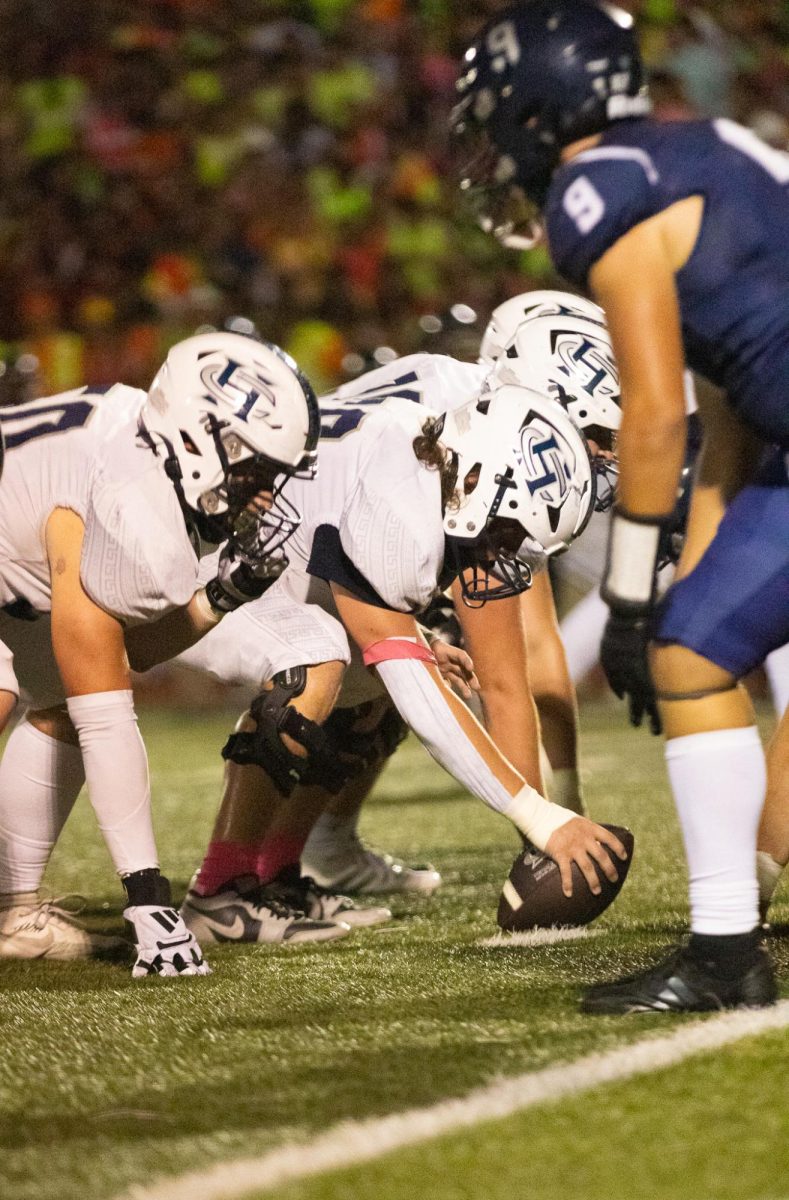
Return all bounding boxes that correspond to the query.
[66,690,158,876]
[374,658,572,848]
[504,785,574,850]
[602,509,663,608]
[192,586,225,627]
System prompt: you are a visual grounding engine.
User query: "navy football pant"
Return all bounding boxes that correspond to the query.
[656,449,789,677]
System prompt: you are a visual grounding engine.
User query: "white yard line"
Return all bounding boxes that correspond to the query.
[121,1000,789,1200]
[478,927,600,947]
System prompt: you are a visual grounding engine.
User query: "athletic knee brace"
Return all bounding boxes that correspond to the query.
[221,667,347,796]
[313,702,408,789]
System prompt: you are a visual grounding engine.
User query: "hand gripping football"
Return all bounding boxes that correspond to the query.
[497,824,635,932]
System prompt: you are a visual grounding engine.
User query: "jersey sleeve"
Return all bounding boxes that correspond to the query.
[81,460,198,625]
[545,154,659,288]
[330,433,445,613]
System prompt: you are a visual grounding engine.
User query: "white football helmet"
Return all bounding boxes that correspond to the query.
[440,383,595,603]
[142,332,319,550]
[488,311,621,510]
[479,290,606,365]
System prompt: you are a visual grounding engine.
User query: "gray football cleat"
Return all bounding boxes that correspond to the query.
[302,834,441,895]
[180,876,351,945]
[271,866,392,927]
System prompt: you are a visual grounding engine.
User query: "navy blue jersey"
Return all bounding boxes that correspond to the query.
[545,119,789,442]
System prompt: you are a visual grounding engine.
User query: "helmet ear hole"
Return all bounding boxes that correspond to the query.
[463,463,482,495]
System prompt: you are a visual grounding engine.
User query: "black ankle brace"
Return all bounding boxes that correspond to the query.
[123,868,172,907]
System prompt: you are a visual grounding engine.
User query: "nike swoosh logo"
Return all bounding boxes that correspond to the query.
[192,911,248,941]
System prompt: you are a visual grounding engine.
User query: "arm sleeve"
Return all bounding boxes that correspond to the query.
[66,690,158,876]
[374,658,573,849]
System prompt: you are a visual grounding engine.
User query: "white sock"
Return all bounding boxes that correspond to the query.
[549,766,585,815]
[665,727,764,934]
[558,590,609,684]
[765,642,789,718]
[0,721,85,893]
[66,691,158,876]
[756,850,783,912]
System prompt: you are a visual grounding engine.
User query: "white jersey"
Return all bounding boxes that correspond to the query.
[0,385,198,625]
[301,354,487,610]
[183,355,489,698]
[329,352,487,414]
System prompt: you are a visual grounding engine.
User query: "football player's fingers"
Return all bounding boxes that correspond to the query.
[556,854,574,898]
[447,672,472,700]
[588,837,619,883]
[629,695,644,727]
[594,825,628,861]
[648,704,662,736]
[575,849,602,896]
[456,648,475,674]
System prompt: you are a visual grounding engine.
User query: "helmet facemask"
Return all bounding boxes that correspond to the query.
[197,422,309,558]
[452,92,550,249]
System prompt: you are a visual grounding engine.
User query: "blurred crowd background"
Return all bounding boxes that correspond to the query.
[0,0,787,404]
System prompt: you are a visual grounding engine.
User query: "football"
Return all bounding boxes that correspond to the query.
[497,824,635,932]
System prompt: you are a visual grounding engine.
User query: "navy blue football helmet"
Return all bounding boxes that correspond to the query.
[453,1,650,244]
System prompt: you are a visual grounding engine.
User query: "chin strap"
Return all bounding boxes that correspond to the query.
[138,419,223,551]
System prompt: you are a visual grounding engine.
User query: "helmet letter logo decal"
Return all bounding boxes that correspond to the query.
[200,360,282,428]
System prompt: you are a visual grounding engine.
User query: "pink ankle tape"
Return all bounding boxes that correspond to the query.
[194,841,259,896]
[255,835,308,884]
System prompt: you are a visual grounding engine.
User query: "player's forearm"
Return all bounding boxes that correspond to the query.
[616,405,687,516]
[478,688,544,792]
[125,589,223,673]
[375,658,572,849]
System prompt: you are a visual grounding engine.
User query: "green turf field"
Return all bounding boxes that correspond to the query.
[1,702,787,1200]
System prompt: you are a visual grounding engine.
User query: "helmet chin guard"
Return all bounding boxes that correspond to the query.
[440,384,596,604]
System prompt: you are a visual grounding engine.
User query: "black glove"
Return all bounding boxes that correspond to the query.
[204,543,288,614]
[600,610,661,735]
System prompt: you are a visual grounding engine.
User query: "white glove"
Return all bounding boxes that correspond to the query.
[124,905,211,977]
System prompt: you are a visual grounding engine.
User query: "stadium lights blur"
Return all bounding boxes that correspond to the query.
[449,303,477,325]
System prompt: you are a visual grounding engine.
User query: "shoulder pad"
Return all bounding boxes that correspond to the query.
[339,436,444,613]
[81,456,197,625]
[545,150,660,286]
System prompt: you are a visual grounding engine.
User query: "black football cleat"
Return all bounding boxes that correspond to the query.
[580,945,777,1015]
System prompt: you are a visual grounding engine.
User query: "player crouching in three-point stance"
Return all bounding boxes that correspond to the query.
[0,332,319,976]
[298,302,622,892]
[172,379,628,946]
[455,0,789,1011]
